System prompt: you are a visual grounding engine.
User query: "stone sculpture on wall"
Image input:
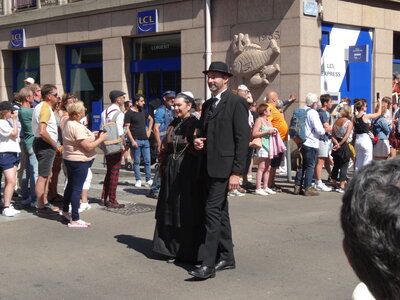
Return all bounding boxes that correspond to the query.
[231,33,280,88]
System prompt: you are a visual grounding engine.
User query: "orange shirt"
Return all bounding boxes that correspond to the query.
[268,105,288,141]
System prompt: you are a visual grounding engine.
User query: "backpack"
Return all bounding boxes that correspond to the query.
[289,108,308,145]
[99,109,124,156]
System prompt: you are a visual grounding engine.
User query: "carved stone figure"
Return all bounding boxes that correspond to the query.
[231,33,280,88]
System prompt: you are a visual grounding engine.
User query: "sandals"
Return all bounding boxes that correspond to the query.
[68,219,91,228]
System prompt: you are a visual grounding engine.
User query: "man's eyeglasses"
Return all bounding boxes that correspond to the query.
[50,93,58,97]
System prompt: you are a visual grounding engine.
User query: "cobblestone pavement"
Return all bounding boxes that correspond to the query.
[0,156,357,299]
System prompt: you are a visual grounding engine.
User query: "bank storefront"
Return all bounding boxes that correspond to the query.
[0,0,399,125]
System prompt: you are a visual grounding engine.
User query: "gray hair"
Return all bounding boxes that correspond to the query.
[19,87,32,101]
[194,98,205,110]
[305,93,319,107]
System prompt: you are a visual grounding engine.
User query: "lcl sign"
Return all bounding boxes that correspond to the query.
[11,29,25,48]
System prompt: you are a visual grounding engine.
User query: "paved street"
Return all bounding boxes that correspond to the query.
[0,157,358,300]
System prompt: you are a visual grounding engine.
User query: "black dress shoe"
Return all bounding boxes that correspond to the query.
[166,258,175,264]
[188,266,216,279]
[215,260,236,272]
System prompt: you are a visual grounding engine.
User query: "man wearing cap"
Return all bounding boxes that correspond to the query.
[99,90,127,208]
[190,61,248,279]
[147,90,176,199]
[24,77,35,87]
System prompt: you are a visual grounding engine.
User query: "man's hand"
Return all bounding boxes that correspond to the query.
[228,173,240,191]
[288,92,297,103]
[131,139,138,148]
[194,137,207,150]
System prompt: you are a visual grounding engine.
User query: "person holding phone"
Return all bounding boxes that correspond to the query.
[353,97,382,171]
[61,101,108,227]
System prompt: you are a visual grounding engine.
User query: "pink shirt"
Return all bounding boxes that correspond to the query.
[61,119,96,161]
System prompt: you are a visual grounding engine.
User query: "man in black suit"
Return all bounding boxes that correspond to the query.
[189,61,249,279]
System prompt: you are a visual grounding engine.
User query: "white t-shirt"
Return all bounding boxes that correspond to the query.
[0,119,21,153]
[31,101,58,143]
[100,104,124,137]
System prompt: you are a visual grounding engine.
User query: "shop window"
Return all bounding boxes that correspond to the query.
[131,34,181,106]
[66,42,102,115]
[13,48,40,91]
[393,32,400,74]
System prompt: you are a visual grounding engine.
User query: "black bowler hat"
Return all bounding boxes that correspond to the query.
[203,61,233,77]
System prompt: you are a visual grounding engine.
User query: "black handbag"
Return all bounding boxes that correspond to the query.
[332,142,352,161]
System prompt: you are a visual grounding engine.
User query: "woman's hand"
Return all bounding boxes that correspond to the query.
[98,131,108,142]
[268,128,278,135]
[11,112,18,121]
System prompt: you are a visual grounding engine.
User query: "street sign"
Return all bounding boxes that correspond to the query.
[348,45,368,63]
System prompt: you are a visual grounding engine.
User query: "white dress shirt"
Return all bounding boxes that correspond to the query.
[303,106,325,149]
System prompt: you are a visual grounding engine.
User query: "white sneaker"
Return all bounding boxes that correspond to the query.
[255,189,269,196]
[315,183,332,192]
[9,204,21,214]
[2,207,18,217]
[279,167,287,174]
[336,188,345,194]
[264,187,277,195]
[145,179,153,187]
[79,202,91,213]
[135,180,142,188]
[228,189,245,197]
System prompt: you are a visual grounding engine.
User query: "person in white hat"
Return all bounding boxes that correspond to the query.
[24,77,35,86]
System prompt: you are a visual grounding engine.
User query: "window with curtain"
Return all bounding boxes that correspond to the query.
[66,43,102,114]
[13,48,40,92]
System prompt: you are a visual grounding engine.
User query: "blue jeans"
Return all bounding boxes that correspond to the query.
[63,159,93,221]
[294,145,318,189]
[131,139,151,182]
[21,148,38,202]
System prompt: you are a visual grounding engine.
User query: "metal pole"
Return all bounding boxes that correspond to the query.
[286,136,292,182]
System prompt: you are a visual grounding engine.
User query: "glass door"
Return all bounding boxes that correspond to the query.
[131,34,181,110]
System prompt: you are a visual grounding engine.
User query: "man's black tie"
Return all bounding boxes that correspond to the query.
[209,97,218,115]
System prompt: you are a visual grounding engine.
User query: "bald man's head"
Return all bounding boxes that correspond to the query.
[266,91,279,106]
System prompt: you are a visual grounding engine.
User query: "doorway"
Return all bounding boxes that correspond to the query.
[131,34,181,110]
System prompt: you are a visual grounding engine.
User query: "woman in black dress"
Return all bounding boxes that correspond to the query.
[152,93,204,262]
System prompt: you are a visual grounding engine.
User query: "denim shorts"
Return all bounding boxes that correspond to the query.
[0,152,20,171]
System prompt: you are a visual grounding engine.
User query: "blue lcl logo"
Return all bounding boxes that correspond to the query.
[137,10,158,34]
[11,29,25,48]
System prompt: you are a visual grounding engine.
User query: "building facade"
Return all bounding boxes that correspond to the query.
[0,0,399,127]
